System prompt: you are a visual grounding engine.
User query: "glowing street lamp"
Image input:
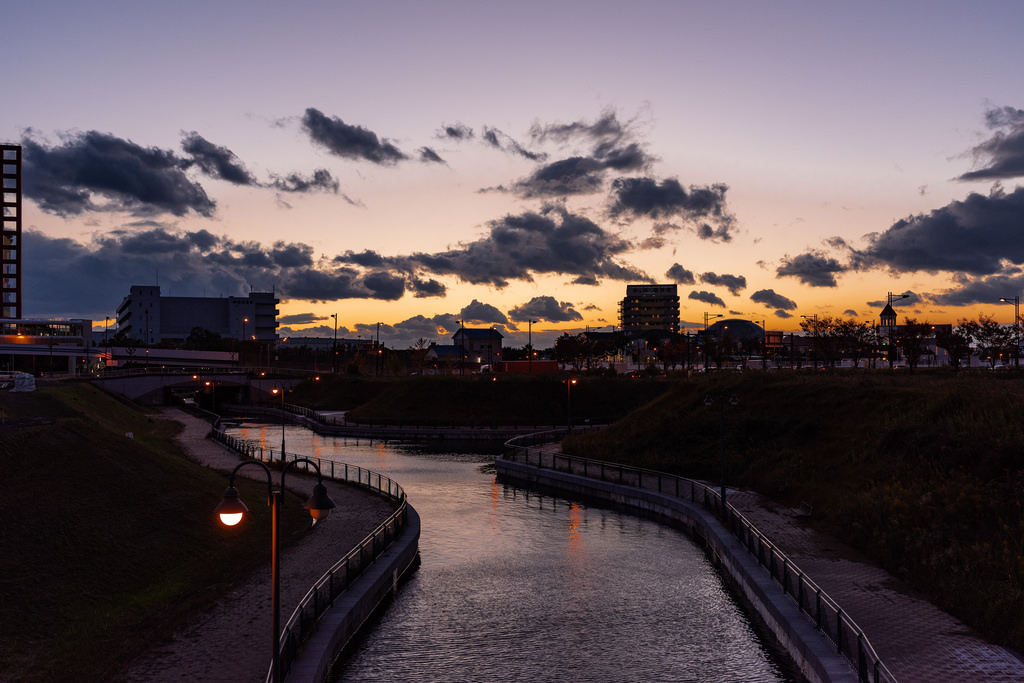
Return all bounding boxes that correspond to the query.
[271,386,286,460]
[567,377,578,430]
[214,459,335,683]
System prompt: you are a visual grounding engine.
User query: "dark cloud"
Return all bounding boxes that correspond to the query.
[459,300,509,325]
[410,277,446,298]
[507,111,653,199]
[776,250,845,287]
[180,132,257,185]
[851,186,1024,275]
[666,263,695,285]
[957,106,1024,181]
[337,249,386,267]
[843,309,858,317]
[22,225,431,319]
[481,126,546,161]
[927,273,1024,306]
[530,110,630,145]
[700,271,746,295]
[397,204,645,287]
[439,123,474,140]
[750,289,797,311]
[508,296,582,323]
[511,156,606,198]
[268,169,339,194]
[20,130,216,217]
[688,290,726,307]
[301,108,407,165]
[362,271,407,300]
[865,292,919,308]
[419,147,446,164]
[608,177,734,240]
[279,312,325,325]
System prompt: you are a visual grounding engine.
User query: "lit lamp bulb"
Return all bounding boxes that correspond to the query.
[304,482,336,523]
[215,486,248,526]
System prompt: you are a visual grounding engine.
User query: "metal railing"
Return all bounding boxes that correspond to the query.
[212,429,410,683]
[502,432,896,683]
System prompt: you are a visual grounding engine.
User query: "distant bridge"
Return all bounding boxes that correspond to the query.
[89,368,307,406]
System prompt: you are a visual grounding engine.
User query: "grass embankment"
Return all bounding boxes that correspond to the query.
[0,383,309,682]
[560,371,1024,653]
[289,373,670,426]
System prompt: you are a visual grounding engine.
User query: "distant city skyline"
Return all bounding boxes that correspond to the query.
[4,1,1024,350]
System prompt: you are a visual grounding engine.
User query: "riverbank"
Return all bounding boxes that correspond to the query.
[115,409,397,682]
[497,452,1024,682]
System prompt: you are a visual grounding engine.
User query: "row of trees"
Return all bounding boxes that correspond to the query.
[800,314,1017,372]
[549,314,1021,374]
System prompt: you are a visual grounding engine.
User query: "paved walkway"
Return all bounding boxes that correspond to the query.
[115,409,397,682]
[726,489,1024,682]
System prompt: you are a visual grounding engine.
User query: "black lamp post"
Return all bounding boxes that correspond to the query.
[1000,296,1020,366]
[567,377,577,430]
[528,319,536,373]
[703,313,723,370]
[704,392,739,520]
[271,386,286,460]
[214,459,336,683]
[331,313,338,374]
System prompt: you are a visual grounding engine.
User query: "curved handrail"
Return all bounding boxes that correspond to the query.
[211,428,410,683]
[501,432,897,683]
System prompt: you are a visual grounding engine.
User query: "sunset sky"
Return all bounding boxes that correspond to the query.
[5,1,1024,349]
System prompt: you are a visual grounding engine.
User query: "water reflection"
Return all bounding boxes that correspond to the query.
[223,423,796,682]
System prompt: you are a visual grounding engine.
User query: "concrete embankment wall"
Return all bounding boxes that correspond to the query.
[496,458,858,683]
[288,506,421,683]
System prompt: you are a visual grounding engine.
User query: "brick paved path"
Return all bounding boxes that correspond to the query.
[114,409,397,682]
[727,489,1024,682]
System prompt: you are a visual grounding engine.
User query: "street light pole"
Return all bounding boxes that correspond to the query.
[214,459,336,683]
[704,393,739,520]
[272,386,286,460]
[1000,296,1020,367]
[528,320,536,374]
[567,377,577,430]
[376,322,382,377]
[703,312,723,371]
[331,314,338,374]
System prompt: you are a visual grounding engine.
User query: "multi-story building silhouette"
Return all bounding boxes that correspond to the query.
[2,144,22,320]
[116,285,279,345]
[618,284,680,337]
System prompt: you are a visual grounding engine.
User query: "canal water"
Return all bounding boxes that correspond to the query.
[224,422,796,682]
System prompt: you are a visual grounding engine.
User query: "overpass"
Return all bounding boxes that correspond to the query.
[89,369,307,406]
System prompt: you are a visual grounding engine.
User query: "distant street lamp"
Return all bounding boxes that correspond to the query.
[1000,296,1020,367]
[458,319,465,376]
[331,313,338,374]
[376,322,382,377]
[703,313,723,371]
[528,319,536,374]
[801,315,818,369]
[271,386,286,460]
[567,377,578,430]
[214,458,336,683]
[704,392,739,520]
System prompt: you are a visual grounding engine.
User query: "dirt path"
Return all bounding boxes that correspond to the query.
[115,409,397,682]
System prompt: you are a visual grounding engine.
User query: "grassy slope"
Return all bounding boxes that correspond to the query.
[561,371,1024,652]
[0,382,308,682]
[289,374,669,426]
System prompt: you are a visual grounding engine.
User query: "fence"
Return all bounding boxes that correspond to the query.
[212,428,411,683]
[502,432,896,683]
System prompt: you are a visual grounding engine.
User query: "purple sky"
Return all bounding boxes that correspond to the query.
[4,1,1024,349]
